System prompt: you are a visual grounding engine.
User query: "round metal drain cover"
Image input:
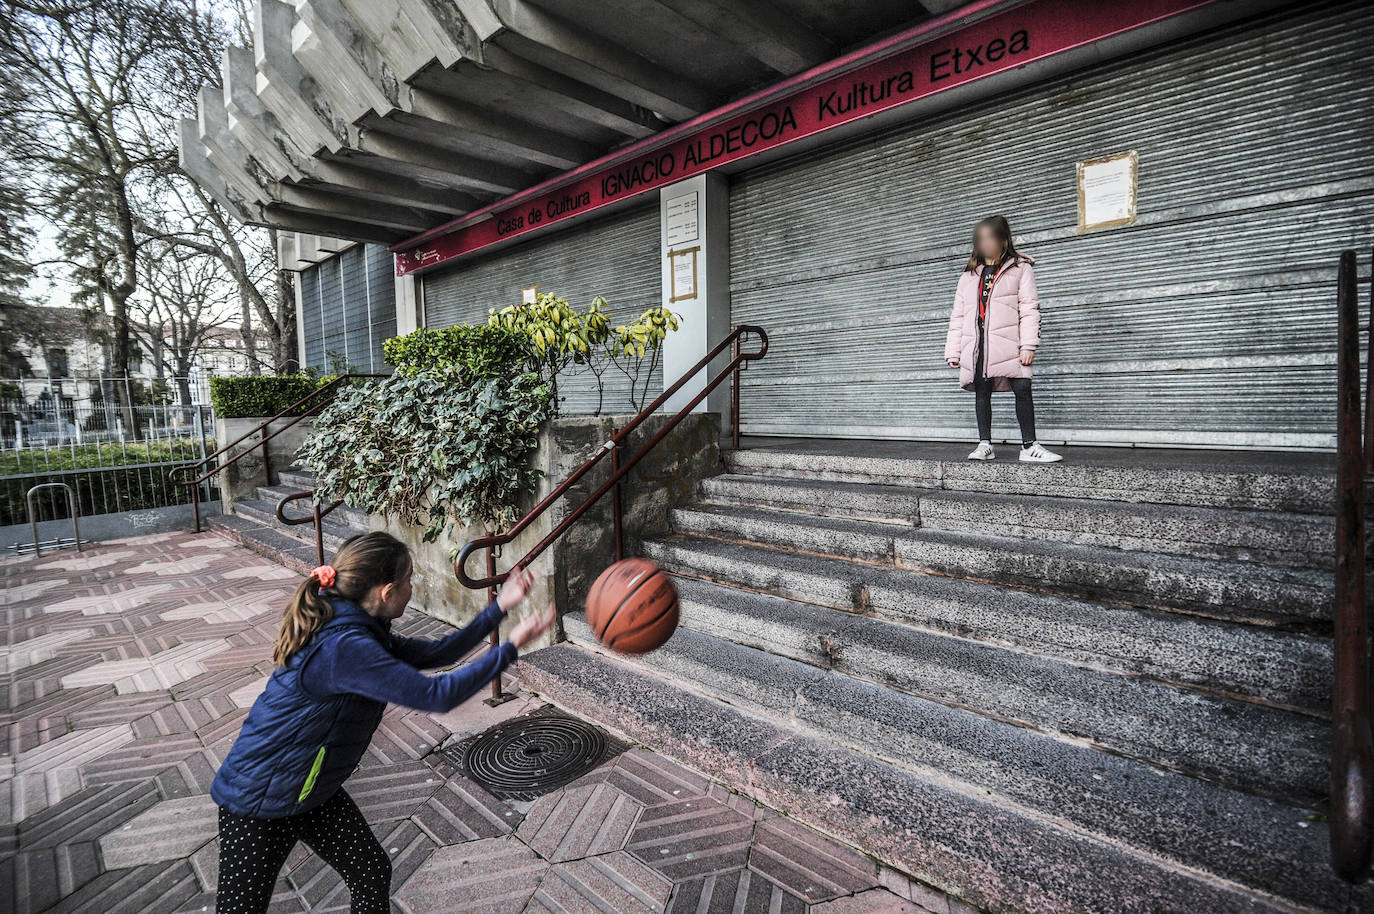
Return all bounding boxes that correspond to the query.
[458,713,610,800]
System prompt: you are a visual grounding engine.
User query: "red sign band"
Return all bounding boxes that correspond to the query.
[394,0,1216,275]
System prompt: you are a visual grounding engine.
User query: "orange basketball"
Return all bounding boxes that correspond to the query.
[585,558,679,654]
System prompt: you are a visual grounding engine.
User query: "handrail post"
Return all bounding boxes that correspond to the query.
[312,501,324,567]
[1332,249,1374,883]
[484,544,512,706]
[610,427,624,561]
[731,336,741,449]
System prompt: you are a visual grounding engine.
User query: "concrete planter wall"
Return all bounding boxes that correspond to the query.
[370,412,722,653]
[214,416,316,511]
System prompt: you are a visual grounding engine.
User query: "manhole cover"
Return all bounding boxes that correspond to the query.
[442,708,623,801]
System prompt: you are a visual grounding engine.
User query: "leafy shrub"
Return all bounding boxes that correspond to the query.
[383,324,531,379]
[210,375,326,419]
[489,293,679,414]
[297,370,553,541]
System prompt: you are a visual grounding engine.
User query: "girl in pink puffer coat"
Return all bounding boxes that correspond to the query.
[944,215,1062,463]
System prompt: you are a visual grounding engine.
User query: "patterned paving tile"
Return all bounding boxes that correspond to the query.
[599,748,710,806]
[127,554,223,576]
[60,640,232,694]
[412,775,521,845]
[66,692,174,729]
[160,599,279,625]
[288,817,436,912]
[2,578,70,604]
[2,629,95,674]
[18,781,159,850]
[8,841,104,914]
[222,562,299,581]
[666,868,807,914]
[40,582,176,615]
[528,850,672,914]
[363,707,450,766]
[8,725,137,821]
[41,859,201,914]
[626,796,755,881]
[81,732,204,786]
[518,782,644,863]
[153,746,222,799]
[97,795,218,869]
[748,813,878,903]
[345,759,442,822]
[130,697,238,739]
[395,835,547,914]
[808,887,928,913]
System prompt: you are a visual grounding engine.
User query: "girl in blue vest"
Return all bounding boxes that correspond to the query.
[210,531,554,914]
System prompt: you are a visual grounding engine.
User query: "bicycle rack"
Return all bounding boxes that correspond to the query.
[24,483,84,558]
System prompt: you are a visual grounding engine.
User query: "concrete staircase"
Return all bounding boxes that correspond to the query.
[517,441,1365,914]
[207,467,369,574]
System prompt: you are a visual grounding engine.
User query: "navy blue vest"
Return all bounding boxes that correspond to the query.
[211,598,388,819]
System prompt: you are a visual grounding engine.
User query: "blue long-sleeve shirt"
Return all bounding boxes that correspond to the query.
[300,600,518,713]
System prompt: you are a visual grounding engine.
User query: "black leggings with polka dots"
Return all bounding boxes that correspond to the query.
[216,789,390,914]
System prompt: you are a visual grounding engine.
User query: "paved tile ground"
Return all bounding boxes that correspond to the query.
[2,532,966,913]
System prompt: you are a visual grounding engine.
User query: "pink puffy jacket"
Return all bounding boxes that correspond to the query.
[944,255,1041,392]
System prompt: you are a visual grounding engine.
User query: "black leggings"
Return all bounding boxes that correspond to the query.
[974,377,1036,446]
[216,789,390,914]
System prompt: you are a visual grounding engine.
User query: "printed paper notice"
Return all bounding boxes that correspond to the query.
[669,247,698,303]
[665,192,699,246]
[1077,151,1138,232]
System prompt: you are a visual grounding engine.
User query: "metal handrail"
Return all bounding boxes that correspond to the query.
[168,373,384,532]
[1332,248,1373,883]
[276,490,345,566]
[453,324,768,591]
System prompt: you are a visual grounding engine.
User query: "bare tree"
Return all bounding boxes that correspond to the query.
[131,239,236,410]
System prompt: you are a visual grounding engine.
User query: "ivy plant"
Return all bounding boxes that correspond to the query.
[296,368,553,541]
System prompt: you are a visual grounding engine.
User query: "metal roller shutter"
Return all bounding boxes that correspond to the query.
[422,205,663,415]
[298,244,397,373]
[729,0,1373,449]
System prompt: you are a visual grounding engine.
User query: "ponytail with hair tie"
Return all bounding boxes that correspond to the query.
[273,532,412,666]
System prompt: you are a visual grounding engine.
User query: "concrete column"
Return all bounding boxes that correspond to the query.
[659,172,730,420]
[293,267,308,371]
[395,267,421,335]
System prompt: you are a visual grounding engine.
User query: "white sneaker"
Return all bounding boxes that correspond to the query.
[1020,442,1063,463]
[967,441,995,461]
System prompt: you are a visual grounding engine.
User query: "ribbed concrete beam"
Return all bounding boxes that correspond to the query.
[254,0,350,155]
[291,0,396,123]
[339,0,488,78]
[223,46,306,183]
[178,119,256,224]
[261,204,408,244]
[489,0,715,121]
[196,86,272,208]
[309,158,480,216]
[269,184,433,234]
[352,128,536,196]
[478,43,665,139]
[652,0,832,74]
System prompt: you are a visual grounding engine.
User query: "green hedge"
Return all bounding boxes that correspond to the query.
[383,324,531,379]
[210,375,327,419]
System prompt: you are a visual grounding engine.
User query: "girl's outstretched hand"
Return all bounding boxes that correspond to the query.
[497,567,537,612]
[510,604,557,650]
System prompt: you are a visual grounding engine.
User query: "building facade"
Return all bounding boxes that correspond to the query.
[191,0,1373,451]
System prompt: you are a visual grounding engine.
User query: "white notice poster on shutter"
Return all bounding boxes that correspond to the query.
[1077,150,1138,232]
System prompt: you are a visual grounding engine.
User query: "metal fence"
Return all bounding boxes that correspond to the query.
[1,378,218,532]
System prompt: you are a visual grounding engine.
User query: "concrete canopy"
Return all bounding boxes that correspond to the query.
[178,0,940,245]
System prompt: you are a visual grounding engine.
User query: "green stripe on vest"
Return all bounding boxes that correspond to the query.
[297,746,327,803]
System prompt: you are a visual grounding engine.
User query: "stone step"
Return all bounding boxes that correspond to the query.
[207,514,315,576]
[276,467,317,489]
[641,572,1326,801]
[724,444,1333,513]
[673,499,1332,628]
[645,535,1331,713]
[256,484,371,530]
[557,614,1359,914]
[517,641,1356,914]
[230,497,363,553]
[698,473,1331,568]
